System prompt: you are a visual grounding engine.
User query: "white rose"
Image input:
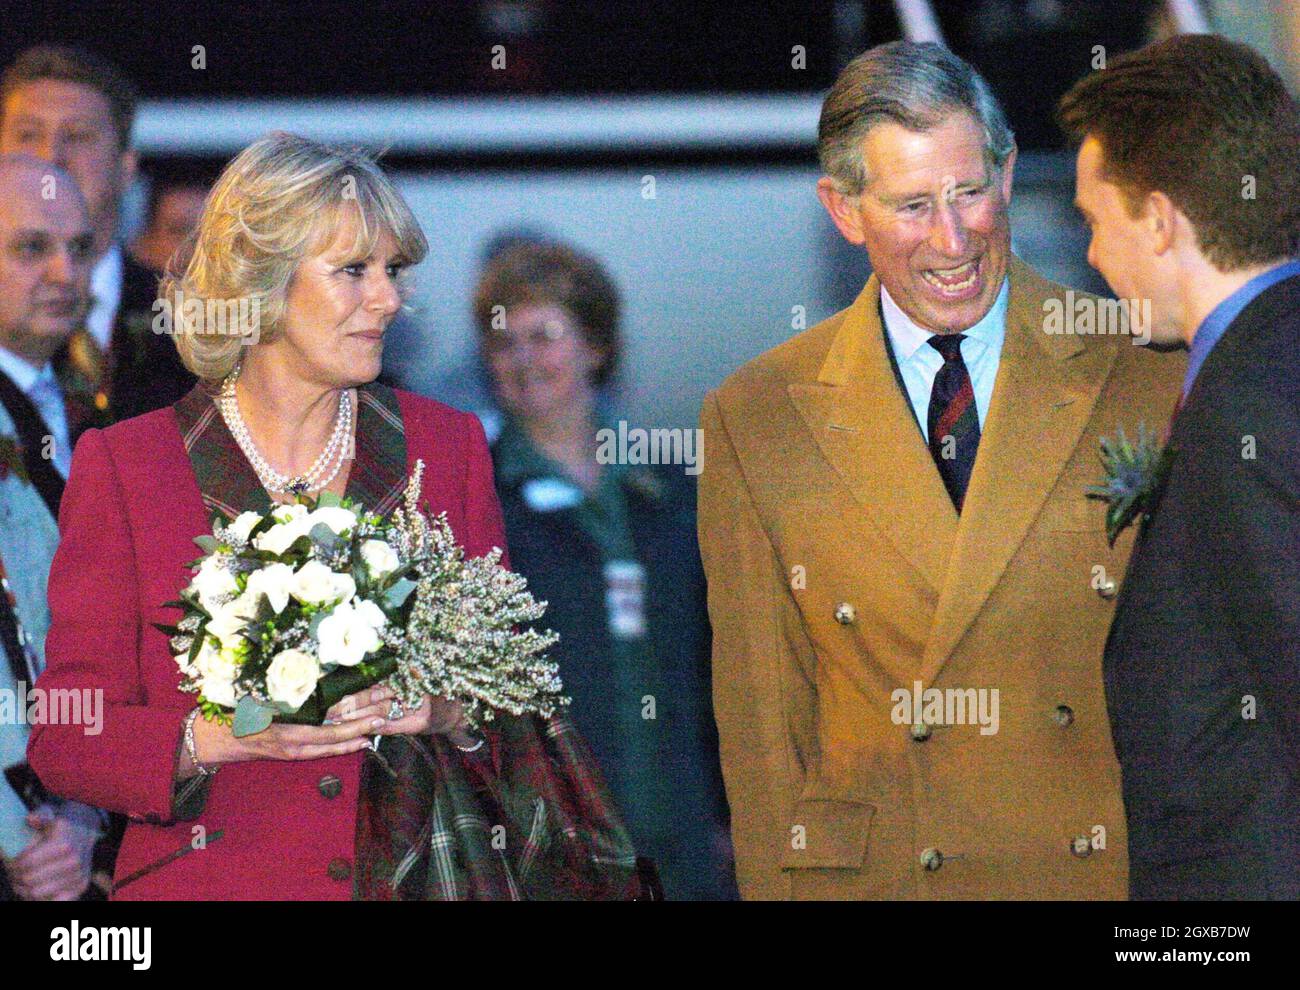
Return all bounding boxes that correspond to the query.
[265,648,320,710]
[191,554,239,613]
[316,602,382,667]
[245,562,295,614]
[254,517,313,556]
[227,510,265,543]
[205,591,261,648]
[289,560,356,607]
[271,503,309,525]
[307,506,358,537]
[359,539,400,581]
[195,636,242,708]
[352,598,388,632]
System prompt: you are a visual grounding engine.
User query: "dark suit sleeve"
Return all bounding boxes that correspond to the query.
[27,429,187,820]
[1207,386,1300,763]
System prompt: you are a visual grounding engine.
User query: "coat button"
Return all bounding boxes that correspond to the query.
[834,602,856,625]
[1096,578,1118,599]
[920,847,944,871]
[1052,704,1075,727]
[318,774,342,799]
[909,722,932,742]
[327,857,352,881]
[1071,836,1093,858]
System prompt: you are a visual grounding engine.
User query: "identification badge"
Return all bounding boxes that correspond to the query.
[604,560,647,640]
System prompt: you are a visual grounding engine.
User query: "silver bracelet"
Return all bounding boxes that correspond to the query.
[184,708,218,777]
[455,736,485,753]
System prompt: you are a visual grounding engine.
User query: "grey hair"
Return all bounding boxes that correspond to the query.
[818,41,1016,196]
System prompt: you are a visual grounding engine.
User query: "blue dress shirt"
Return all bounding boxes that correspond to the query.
[881,278,1009,443]
[1184,258,1300,399]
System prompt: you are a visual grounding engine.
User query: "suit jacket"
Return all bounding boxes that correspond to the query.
[1103,272,1300,900]
[26,388,507,900]
[57,252,195,439]
[108,252,195,423]
[698,256,1186,900]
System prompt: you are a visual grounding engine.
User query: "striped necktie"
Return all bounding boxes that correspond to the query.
[926,333,981,512]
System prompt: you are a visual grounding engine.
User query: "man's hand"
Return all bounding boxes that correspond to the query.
[6,807,95,901]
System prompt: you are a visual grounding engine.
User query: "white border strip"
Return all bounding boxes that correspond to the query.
[135,94,824,156]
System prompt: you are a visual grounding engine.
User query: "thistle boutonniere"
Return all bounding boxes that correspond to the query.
[1086,424,1176,547]
[0,434,30,485]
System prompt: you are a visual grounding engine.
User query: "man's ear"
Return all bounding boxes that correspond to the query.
[998,143,1018,203]
[1145,190,1178,256]
[816,177,867,245]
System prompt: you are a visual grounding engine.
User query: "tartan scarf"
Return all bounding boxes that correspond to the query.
[173,382,640,900]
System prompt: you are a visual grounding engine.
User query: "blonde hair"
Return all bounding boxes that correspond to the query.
[164,131,428,381]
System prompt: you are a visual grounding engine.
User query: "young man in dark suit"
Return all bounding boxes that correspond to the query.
[0,44,193,431]
[1061,34,1300,899]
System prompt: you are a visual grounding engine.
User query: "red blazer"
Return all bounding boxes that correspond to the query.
[27,390,508,900]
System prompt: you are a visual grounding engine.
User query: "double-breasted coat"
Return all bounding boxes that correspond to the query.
[698,257,1185,899]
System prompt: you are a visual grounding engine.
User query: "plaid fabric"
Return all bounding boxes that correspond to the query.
[173,383,640,900]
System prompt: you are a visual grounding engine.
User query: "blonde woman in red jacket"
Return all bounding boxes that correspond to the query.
[29,133,639,900]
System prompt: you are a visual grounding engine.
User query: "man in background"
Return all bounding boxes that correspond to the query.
[0,154,108,901]
[0,44,192,429]
[129,165,208,275]
[1060,34,1300,900]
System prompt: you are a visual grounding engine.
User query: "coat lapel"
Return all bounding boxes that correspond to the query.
[919,257,1116,681]
[787,276,958,594]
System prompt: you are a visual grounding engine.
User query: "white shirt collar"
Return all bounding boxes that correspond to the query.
[87,243,124,350]
[880,277,1009,363]
[0,345,53,394]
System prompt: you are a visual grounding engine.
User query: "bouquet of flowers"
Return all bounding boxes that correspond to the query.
[157,460,565,737]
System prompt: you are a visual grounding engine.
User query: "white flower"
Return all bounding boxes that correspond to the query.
[352,598,388,632]
[265,648,320,710]
[227,510,265,544]
[359,539,400,581]
[205,591,261,648]
[245,562,295,614]
[307,506,358,537]
[289,560,356,607]
[254,503,313,556]
[316,601,383,667]
[195,636,242,708]
[191,554,239,613]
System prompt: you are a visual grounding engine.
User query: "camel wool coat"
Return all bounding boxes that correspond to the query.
[698,256,1186,900]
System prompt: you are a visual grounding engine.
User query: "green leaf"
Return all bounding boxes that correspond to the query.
[310,522,344,551]
[193,535,219,554]
[187,627,209,664]
[316,490,344,508]
[382,578,417,610]
[232,695,276,737]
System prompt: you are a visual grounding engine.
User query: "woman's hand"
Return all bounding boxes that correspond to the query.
[187,703,381,770]
[325,684,476,748]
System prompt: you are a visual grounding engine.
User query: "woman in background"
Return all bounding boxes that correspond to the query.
[476,241,737,899]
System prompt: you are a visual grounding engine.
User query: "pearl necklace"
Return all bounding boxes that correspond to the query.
[218,365,353,496]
